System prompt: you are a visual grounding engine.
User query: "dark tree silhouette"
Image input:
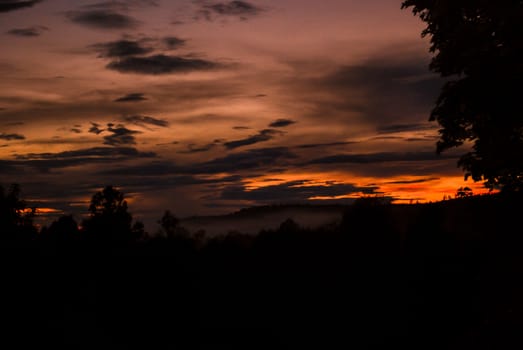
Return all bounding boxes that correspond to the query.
[38,215,79,255]
[456,186,473,198]
[158,210,180,237]
[0,183,36,239]
[88,185,130,218]
[45,214,79,237]
[82,185,142,244]
[402,1,523,191]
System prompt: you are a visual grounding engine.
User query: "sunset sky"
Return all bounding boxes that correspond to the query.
[0,0,486,229]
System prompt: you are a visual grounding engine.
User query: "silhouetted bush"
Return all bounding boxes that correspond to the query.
[0,183,37,242]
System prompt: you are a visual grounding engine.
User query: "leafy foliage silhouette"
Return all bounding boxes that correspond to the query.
[402,1,523,191]
[456,186,474,198]
[82,185,143,245]
[0,183,36,240]
[158,209,188,238]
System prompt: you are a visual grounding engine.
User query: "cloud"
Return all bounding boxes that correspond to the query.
[82,1,158,11]
[123,115,169,127]
[176,113,243,125]
[268,119,296,128]
[306,151,456,166]
[300,152,461,180]
[384,177,439,185]
[91,39,153,57]
[0,0,43,13]
[3,121,24,126]
[112,175,242,194]
[232,126,251,130]
[220,180,378,203]
[70,128,82,134]
[17,146,155,160]
[91,36,185,59]
[293,54,443,129]
[198,1,262,21]
[114,93,148,102]
[371,136,403,141]
[178,140,222,154]
[194,147,296,174]
[377,123,437,134]
[0,80,244,128]
[103,125,141,146]
[206,1,259,15]
[405,137,433,142]
[106,54,218,75]
[98,160,180,176]
[12,146,156,172]
[0,133,25,140]
[67,10,140,29]
[6,26,48,37]
[88,122,104,135]
[109,147,296,177]
[163,36,186,50]
[296,141,357,149]
[224,129,282,150]
[65,0,157,30]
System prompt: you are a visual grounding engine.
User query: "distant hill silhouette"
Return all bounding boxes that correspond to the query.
[180,203,348,236]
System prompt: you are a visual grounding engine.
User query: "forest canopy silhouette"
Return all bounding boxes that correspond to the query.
[1,181,523,349]
[402,0,523,191]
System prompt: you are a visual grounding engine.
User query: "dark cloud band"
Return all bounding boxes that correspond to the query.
[0,0,43,13]
[220,180,377,203]
[123,115,169,127]
[67,10,140,29]
[91,40,153,57]
[7,26,48,37]
[114,93,148,102]
[199,1,262,21]
[224,129,281,149]
[103,126,141,146]
[17,146,155,160]
[106,54,218,75]
[377,123,437,134]
[307,151,456,165]
[0,133,25,140]
[163,36,186,50]
[269,119,296,128]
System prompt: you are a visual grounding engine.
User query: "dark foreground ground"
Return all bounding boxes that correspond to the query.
[2,194,523,349]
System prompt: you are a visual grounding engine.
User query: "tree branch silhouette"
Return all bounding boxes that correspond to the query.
[402,0,523,192]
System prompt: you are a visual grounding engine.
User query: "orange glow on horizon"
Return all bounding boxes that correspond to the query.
[243,172,492,204]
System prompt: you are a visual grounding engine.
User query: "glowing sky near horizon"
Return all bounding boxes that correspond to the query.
[0,0,487,229]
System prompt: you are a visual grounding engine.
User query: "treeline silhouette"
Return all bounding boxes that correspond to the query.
[2,184,523,349]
